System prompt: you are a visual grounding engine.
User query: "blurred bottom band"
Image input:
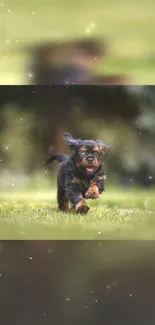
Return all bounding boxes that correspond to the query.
[0,240,155,325]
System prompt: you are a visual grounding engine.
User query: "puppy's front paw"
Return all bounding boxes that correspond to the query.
[85,185,100,199]
[76,205,90,214]
[75,200,90,214]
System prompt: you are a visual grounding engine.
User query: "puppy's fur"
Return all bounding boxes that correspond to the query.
[45,133,111,214]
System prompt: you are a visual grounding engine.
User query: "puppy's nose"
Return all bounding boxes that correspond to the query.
[87,157,93,163]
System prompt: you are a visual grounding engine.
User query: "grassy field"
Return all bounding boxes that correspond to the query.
[1,0,155,84]
[0,188,155,240]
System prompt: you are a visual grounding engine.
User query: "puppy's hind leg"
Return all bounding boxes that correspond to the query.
[57,186,69,212]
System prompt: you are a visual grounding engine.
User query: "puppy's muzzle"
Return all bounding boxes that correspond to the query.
[87,157,93,163]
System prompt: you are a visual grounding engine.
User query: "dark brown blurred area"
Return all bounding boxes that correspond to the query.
[28,38,130,85]
[1,240,155,325]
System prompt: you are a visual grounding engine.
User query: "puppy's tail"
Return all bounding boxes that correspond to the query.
[45,154,69,166]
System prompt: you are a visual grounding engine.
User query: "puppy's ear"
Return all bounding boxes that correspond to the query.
[63,132,73,143]
[96,140,112,153]
[103,145,112,152]
[63,132,81,154]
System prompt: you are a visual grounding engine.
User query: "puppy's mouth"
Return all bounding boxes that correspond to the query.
[81,164,98,174]
[77,161,99,174]
[85,166,96,173]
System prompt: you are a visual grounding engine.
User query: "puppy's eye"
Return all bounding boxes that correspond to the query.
[80,151,86,157]
[94,151,99,157]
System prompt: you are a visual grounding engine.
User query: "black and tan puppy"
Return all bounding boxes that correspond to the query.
[45,133,111,214]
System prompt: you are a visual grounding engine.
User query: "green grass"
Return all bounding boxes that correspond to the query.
[0,188,155,239]
[1,0,155,84]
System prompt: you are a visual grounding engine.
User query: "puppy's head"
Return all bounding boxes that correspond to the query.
[63,132,112,175]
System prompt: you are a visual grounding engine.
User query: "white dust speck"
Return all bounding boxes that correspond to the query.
[65,296,72,303]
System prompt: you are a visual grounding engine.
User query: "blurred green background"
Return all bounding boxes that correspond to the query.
[1,0,155,84]
[0,85,155,239]
[0,85,155,188]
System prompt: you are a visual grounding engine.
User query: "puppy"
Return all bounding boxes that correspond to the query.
[45,132,111,214]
